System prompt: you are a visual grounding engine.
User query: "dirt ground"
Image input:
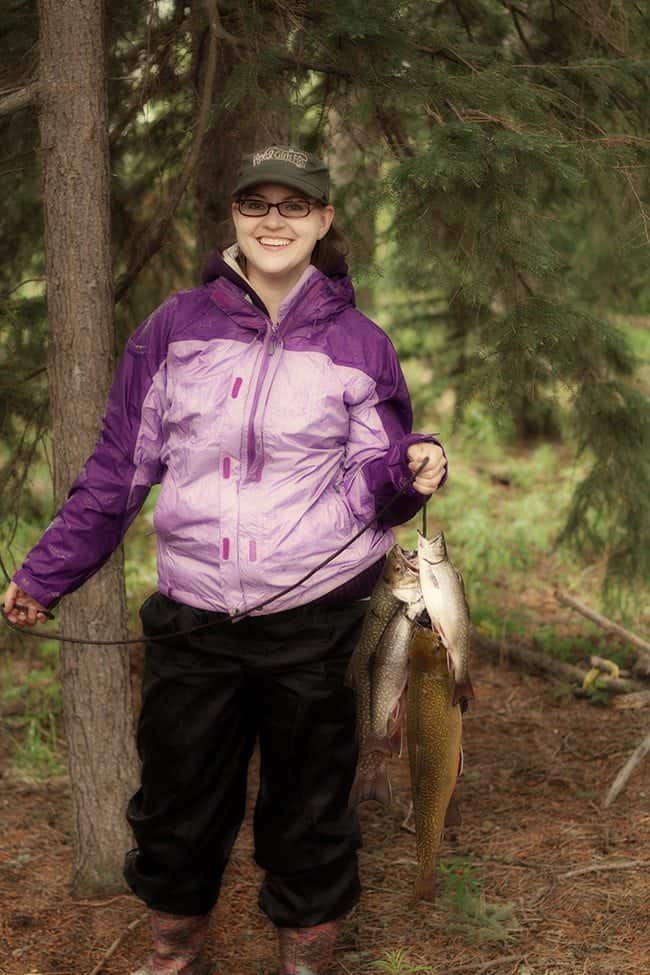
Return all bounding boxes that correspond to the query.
[2,644,650,975]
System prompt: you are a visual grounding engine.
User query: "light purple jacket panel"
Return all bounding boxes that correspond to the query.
[14,268,445,614]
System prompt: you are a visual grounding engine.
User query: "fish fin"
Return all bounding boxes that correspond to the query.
[413,872,437,903]
[444,794,462,828]
[365,734,396,756]
[349,762,393,808]
[452,676,475,708]
[386,687,408,756]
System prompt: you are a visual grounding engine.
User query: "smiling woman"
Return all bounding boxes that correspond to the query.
[231,183,335,323]
[3,144,448,975]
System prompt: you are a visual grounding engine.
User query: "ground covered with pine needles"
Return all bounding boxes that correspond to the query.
[2,641,649,975]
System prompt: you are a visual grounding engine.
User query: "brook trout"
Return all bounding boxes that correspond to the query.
[407,623,462,901]
[417,530,474,706]
[347,545,422,805]
[370,558,423,740]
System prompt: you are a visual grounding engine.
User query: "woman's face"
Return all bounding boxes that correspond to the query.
[231,183,335,289]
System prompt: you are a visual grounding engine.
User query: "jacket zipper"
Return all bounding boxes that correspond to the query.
[245,317,281,480]
[269,322,280,355]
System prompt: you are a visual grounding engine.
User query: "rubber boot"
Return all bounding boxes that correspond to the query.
[277,920,339,975]
[131,910,211,975]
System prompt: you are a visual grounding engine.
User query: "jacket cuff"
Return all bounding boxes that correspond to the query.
[11,570,61,611]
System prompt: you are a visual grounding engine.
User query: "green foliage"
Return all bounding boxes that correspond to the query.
[1,639,64,779]
[439,858,520,945]
[559,380,650,614]
[10,713,65,780]
[371,948,434,974]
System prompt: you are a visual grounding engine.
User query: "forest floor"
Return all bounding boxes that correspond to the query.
[2,627,650,975]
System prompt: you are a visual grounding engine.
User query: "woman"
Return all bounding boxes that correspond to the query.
[3,146,447,975]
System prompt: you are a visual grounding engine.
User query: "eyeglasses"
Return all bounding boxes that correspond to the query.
[236,198,317,218]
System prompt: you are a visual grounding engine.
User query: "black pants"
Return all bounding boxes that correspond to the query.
[124,592,367,927]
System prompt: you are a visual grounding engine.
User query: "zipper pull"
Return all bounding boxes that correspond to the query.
[269,323,279,356]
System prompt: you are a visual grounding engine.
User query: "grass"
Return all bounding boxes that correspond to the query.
[371,948,436,974]
[0,637,64,780]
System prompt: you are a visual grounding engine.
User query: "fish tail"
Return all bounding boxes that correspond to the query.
[348,762,393,808]
[413,870,437,903]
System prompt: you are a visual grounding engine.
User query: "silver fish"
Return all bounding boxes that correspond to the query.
[417,530,474,706]
[347,545,422,804]
[370,561,424,740]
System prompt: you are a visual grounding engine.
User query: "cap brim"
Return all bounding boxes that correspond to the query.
[233,170,328,204]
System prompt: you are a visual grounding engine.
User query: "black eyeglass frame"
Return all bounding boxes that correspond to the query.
[235,198,320,218]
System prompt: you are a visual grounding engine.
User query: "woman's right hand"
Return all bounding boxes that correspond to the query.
[2,581,49,626]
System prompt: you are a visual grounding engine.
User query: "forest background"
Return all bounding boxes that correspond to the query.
[0,0,649,964]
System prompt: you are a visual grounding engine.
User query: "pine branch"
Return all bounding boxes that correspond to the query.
[0,81,39,118]
[501,2,537,61]
[109,5,190,147]
[619,167,650,247]
[114,0,221,304]
[275,52,354,79]
[451,0,473,41]
[554,0,627,56]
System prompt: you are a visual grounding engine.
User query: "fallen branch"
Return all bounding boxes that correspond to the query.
[603,728,650,808]
[114,0,220,304]
[554,589,650,677]
[559,858,650,879]
[87,911,148,975]
[471,629,641,695]
[611,690,650,710]
[0,81,39,118]
[453,954,528,973]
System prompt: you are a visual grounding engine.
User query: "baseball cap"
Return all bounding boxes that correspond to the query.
[232,146,330,204]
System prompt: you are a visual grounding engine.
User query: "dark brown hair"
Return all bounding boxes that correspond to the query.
[311,223,349,276]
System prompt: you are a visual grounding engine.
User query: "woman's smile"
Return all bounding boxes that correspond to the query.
[256,236,295,249]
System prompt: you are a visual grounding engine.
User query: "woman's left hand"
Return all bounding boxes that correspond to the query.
[407,441,447,495]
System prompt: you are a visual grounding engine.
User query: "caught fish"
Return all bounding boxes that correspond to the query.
[417,530,474,706]
[352,750,394,808]
[370,558,423,740]
[347,545,422,805]
[407,623,462,901]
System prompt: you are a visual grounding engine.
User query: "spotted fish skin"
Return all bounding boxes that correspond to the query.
[370,606,414,740]
[407,624,462,901]
[347,545,421,805]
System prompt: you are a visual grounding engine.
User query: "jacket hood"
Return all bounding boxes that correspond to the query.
[200,245,355,320]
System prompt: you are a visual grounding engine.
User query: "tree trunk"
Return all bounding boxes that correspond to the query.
[37,0,138,895]
[192,4,290,267]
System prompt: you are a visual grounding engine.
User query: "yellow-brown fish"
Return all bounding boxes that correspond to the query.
[407,623,462,901]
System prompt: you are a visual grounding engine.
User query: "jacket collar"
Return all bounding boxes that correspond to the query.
[202,244,356,327]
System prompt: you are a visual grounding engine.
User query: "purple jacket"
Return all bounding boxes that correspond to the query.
[14,258,446,615]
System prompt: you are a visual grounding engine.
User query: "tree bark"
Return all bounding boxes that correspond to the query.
[192,3,290,268]
[37,0,138,895]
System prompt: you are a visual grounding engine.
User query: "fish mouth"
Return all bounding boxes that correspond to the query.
[402,549,419,570]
